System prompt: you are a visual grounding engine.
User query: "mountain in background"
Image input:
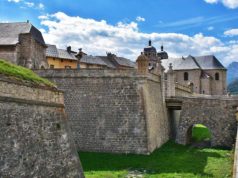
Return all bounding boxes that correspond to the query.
[227,62,238,84]
[228,79,238,94]
[227,62,238,94]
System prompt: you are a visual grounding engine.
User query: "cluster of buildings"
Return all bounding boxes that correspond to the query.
[0,21,227,95]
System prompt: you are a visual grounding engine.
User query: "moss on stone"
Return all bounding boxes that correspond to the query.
[0,59,54,87]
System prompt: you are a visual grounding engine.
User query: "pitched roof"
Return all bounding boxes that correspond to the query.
[114,57,135,68]
[97,54,135,68]
[80,55,107,66]
[46,45,78,60]
[0,22,45,46]
[99,56,116,68]
[162,55,226,72]
[161,55,200,72]
[194,55,226,70]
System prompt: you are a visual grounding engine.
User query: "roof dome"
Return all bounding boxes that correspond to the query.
[158,45,168,59]
[144,40,157,53]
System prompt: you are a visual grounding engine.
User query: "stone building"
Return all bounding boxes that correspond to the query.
[142,41,227,95]
[79,52,135,69]
[47,45,135,69]
[0,22,48,69]
[46,45,78,69]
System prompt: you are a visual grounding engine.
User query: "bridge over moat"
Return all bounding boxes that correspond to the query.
[166,96,238,148]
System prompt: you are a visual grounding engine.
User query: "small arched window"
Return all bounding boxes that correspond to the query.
[215,73,219,80]
[184,72,189,81]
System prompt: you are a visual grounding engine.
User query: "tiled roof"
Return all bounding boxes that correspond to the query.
[161,55,226,72]
[46,45,78,60]
[0,22,45,46]
[80,55,108,66]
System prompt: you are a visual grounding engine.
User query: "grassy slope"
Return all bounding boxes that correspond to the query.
[0,59,54,87]
[192,124,211,142]
[79,141,232,178]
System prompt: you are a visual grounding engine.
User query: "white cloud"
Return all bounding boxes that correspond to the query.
[204,0,238,9]
[38,3,44,10]
[208,26,214,31]
[7,0,45,10]
[136,16,145,22]
[7,0,21,2]
[224,28,238,36]
[24,1,34,7]
[40,12,238,66]
[204,0,219,3]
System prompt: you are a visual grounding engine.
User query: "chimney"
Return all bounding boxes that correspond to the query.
[67,46,71,53]
[161,45,164,51]
[27,20,29,23]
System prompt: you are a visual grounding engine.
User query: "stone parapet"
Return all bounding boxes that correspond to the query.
[0,79,64,106]
[175,82,192,97]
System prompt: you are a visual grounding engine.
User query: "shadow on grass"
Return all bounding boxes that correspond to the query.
[79,141,228,177]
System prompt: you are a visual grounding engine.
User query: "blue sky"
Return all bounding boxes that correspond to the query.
[1,0,238,65]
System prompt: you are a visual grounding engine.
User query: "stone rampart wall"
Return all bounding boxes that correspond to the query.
[0,80,84,178]
[36,69,169,154]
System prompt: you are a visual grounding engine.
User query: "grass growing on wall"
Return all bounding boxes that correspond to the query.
[192,124,212,142]
[79,141,232,178]
[0,59,54,87]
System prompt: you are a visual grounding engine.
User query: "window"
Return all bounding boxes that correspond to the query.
[50,65,54,69]
[65,66,71,69]
[184,72,189,81]
[215,73,219,80]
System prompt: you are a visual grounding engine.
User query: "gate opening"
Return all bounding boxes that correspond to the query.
[187,124,211,147]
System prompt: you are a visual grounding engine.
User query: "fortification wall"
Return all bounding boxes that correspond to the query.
[176,96,238,148]
[0,79,84,178]
[36,69,169,154]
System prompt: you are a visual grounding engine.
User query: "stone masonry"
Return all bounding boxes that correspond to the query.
[0,79,84,178]
[36,69,170,154]
[176,96,238,148]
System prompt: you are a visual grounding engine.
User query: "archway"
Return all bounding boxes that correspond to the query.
[186,124,211,147]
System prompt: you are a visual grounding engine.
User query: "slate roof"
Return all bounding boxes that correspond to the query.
[0,22,45,46]
[99,56,116,68]
[97,55,135,68]
[161,55,226,72]
[80,55,107,66]
[114,57,135,68]
[194,55,226,70]
[162,55,200,72]
[46,45,78,60]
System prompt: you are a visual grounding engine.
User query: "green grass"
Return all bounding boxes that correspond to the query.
[79,141,232,178]
[0,59,54,87]
[192,124,212,142]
